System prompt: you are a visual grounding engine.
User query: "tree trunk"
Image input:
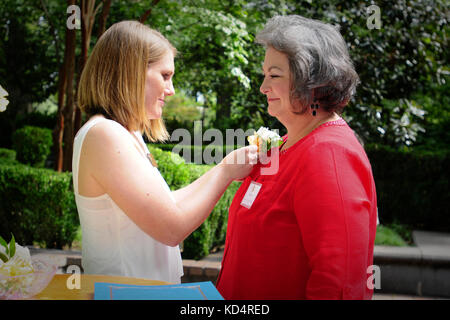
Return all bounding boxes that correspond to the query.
[62,4,77,172]
[54,0,76,172]
[53,61,67,172]
[74,0,103,137]
[97,0,111,39]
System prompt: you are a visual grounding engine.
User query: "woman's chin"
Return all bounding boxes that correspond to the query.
[146,110,163,120]
[267,106,277,117]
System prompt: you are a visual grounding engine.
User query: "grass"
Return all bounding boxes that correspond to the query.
[375,224,412,247]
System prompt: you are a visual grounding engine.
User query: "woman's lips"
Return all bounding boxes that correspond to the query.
[268,98,280,103]
[158,99,165,105]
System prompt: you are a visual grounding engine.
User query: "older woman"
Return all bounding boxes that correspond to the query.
[216,15,377,299]
[73,21,256,283]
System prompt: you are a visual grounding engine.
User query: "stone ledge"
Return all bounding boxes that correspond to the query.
[374,245,450,267]
[181,259,221,284]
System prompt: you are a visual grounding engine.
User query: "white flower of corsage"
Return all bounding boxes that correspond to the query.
[247,126,283,153]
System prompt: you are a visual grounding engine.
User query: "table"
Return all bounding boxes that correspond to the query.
[34,274,170,300]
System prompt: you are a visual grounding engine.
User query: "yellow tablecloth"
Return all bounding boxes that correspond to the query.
[33,274,170,300]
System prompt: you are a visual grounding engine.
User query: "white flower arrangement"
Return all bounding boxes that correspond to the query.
[0,235,34,276]
[0,85,9,112]
[0,235,35,298]
[247,126,283,153]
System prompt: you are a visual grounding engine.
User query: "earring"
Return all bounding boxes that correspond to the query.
[310,99,319,116]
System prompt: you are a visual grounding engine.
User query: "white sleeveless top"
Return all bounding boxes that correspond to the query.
[72,116,183,283]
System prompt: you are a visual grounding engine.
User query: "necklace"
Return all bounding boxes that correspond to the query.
[280,115,343,154]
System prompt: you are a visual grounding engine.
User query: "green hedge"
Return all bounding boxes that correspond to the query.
[148,145,240,259]
[0,162,78,248]
[152,143,243,165]
[147,146,191,190]
[0,148,17,165]
[12,125,53,168]
[365,144,450,232]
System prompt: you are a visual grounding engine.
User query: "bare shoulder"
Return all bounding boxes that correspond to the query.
[83,119,129,149]
[81,119,139,172]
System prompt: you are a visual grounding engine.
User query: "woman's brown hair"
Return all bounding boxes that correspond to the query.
[78,20,176,141]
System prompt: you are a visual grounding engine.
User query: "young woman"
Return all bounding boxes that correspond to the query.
[73,21,257,283]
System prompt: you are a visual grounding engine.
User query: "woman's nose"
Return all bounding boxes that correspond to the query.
[165,81,175,96]
[260,78,270,95]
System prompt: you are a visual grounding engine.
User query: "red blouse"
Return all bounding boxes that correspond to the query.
[216,119,377,300]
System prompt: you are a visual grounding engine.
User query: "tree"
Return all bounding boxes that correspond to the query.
[54,0,114,172]
[0,0,64,147]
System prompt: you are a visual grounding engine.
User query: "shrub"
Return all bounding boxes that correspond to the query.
[366,144,449,232]
[147,145,191,190]
[0,148,17,165]
[11,125,53,168]
[0,162,78,248]
[374,225,408,247]
[149,144,239,259]
[181,165,241,260]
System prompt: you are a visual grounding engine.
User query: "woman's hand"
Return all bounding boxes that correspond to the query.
[219,145,258,181]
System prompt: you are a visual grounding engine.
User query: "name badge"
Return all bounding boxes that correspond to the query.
[240,181,262,209]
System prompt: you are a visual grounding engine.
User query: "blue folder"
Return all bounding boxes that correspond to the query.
[94,281,224,300]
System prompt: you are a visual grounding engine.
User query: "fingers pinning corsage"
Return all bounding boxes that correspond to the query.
[247,127,283,153]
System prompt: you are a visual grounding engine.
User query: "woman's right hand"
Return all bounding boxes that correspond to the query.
[219,145,258,181]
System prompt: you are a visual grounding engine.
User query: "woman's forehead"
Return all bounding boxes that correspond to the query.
[262,47,289,71]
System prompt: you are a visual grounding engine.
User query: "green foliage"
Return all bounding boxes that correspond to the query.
[147,145,191,190]
[0,0,66,147]
[365,143,449,232]
[412,82,450,151]
[384,222,414,245]
[0,162,78,249]
[12,126,53,168]
[373,98,426,147]
[375,225,408,247]
[288,0,448,147]
[148,144,239,259]
[1,0,448,150]
[0,233,16,262]
[162,91,202,135]
[0,148,16,165]
[182,166,241,260]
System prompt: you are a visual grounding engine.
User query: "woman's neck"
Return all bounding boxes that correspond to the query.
[281,111,340,151]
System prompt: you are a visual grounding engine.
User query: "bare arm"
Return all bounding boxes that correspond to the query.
[83,122,256,247]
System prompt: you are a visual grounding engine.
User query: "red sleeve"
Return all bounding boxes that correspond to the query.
[293,141,373,300]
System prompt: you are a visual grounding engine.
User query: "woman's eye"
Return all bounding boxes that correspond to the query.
[270,75,280,78]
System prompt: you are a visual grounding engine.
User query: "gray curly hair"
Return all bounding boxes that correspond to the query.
[256,15,360,114]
